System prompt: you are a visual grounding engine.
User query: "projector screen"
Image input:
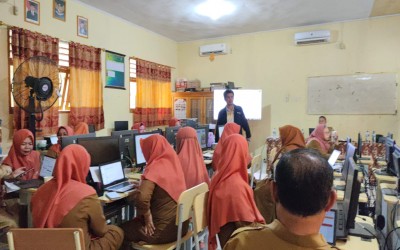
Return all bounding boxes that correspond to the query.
[213,89,262,120]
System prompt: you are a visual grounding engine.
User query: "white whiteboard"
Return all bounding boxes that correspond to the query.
[213,89,262,120]
[308,74,397,115]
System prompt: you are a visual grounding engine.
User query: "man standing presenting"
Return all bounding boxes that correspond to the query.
[216,89,251,142]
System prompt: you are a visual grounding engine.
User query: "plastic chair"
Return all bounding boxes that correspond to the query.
[7,228,85,250]
[131,182,209,250]
[192,191,209,250]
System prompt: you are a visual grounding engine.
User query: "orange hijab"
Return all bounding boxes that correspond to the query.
[212,123,241,171]
[31,144,96,228]
[169,117,180,127]
[141,134,186,201]
[176,127,210,189]
[306,124,330,153]
[74,122,89,135]
[208,134,265,249]
[48,126,74,156]
[2,129,40,180]
[272,125,306,164]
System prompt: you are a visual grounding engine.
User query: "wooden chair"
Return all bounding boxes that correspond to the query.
[7,228,85,250]
[248,154,262,188]
[192,191,209,250]
[131,182,209,250]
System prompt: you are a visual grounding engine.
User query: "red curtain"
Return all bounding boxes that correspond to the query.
[11,28,59,136]
[68,42,104,130]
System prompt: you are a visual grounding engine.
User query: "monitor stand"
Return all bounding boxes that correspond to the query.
[348,222,376,239]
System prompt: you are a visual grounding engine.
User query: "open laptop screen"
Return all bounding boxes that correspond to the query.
[99,161,125,186]
[319,209,337,245]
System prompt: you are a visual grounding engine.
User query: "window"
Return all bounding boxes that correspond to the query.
[129,57,137,110]
[7,31,70,112]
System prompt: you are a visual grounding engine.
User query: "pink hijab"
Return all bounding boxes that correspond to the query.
[306,124,330,153]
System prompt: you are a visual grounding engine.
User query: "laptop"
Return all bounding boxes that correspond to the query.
[319,209,337,245]
[39,155,57,177]
[99,160,134,193]
[328,150,341,170]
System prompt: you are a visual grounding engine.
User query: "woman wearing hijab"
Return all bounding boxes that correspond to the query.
[254,125,305,223]
[31,144,124,250]
[121,135,188,245]
[74,122,89,135]
[176,127,210,189]
[211,123,241,171]
[168,117,181,127]
[306,124,333,158]
[47,126,74,158]
[208,134,265,249]
[0,129,40,180]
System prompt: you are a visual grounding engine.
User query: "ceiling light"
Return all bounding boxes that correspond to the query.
[195,0,237,20]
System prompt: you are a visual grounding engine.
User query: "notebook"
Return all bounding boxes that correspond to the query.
[319,209,337,245]
[39,155,57,177]
[328,150,341,170]
[99,160,134,193]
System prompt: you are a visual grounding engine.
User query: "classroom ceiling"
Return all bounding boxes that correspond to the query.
[77,0,400,42]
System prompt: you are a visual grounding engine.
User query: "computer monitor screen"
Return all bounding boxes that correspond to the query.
[218,125,224,138]
[111,130,138,166]
[341,143,356,183]
[345,159,361,229]
[309,128,315,136]
[196,125,209,149]
[165,126,181,148]
[386,137,396,176]
[319,209,337,245]
[392,145,400,176]
[61,132,96,149]
[356,133,362,158]
[181,119,197,128]
[77,136,120,166]
[134,131,162,167]
[343,158,359,229]
[111,129,138,138]
[114,121,129,131]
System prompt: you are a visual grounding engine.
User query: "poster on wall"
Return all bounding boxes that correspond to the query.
[174,98,187,119]
[105,50,125,89]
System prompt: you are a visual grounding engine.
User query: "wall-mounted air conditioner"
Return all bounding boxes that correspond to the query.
[294,30,331,45]
[199,43,228,56]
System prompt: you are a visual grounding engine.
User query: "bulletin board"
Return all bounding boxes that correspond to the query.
[307,73,397,115]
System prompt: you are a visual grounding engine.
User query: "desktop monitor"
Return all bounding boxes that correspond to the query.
[88,124,96,133]
[356,132,362,158]
[165,126,181,148]
[77,136,120,166]
[393,145,400,195]
[181,118,197,128]
[114,121,129,131]
[195,125,209,150]
[134,131,162,168]
[111,129,138,166]
[111,129,138,138]
[309,128,315,136]
[345,158,361,230]
[342,157,358,229]
[386,137,396,176]
[61,132,96,149]
[341,143,356,184]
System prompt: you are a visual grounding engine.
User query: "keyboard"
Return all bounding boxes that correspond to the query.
[15,179,44,189]
[105,181,134,193]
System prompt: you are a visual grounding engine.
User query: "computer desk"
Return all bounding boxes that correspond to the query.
[379,182,399,248]
[374,171,396,218]
[335,216,379,249]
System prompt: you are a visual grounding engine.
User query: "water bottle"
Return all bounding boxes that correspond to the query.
[301,129,305,136]
[272,128,277,138]
[365,130,370,143]
[372,130,376,143]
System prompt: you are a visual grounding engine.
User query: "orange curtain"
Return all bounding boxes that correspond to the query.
[68,42,104,130]
[11,28,59,136]
[134,59,172,127]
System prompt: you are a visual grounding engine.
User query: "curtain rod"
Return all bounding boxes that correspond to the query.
[131,56,175,69]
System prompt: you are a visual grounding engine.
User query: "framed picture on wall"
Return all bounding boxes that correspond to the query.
[105,50,126,89]
[53,0,66,21]
[77,16,88,38]
[25,0,40,25]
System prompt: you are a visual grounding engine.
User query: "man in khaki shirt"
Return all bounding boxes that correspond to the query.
[224,148,337,249]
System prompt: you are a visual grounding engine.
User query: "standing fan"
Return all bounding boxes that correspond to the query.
[12,56,60,148]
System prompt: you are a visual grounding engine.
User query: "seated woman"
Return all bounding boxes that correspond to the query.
[168,117,181,127]
[131,122,146,133]
[0,129,40,180]
[306,124,333,158]
[176,127,210,189]
[208,134,265,249]
[121,135,188,245]
[212,123,240,171]
[46,126,74,158]
[254,125,305,223]
[31,144,124,250]
[74,122,89,135]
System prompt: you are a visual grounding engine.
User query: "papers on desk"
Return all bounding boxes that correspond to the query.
[90,167,101,182]
[4,181,20,193]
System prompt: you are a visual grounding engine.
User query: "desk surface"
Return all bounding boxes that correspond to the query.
[336,190,368,203]
[374,171,397,183]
